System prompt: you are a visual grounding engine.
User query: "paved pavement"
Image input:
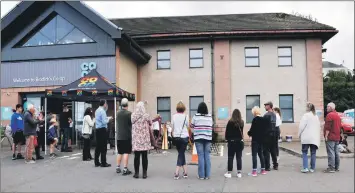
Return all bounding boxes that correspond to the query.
[1,146,354,192]
[280,137,355,158]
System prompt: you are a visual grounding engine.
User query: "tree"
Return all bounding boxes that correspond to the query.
[323,70,355,113]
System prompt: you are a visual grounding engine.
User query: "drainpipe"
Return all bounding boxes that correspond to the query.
[210,36,216,125]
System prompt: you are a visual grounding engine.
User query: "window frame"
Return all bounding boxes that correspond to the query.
[244,47,260,67]
[189,96,204,119]
[157,50,171,70]
[279,94,294,123]
[189,48,204,68]
[246,95,260,123]
[17,14,96,48]
[277,46,293,67]
[157,97,171,123]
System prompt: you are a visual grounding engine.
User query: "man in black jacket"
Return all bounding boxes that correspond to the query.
[60,105,72,152]
[263,101,279,171]
[23,104,43,163]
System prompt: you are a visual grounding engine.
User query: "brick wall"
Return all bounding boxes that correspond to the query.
[306,39,324,121]
[213,40,231,139]
[1,86,59,125]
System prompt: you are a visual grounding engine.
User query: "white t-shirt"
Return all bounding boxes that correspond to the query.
[167,125,172,137]
[172,113,189,138]
[276,113,282,127]
[152,121,160,131]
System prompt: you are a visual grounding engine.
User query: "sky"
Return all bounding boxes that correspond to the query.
[1,1,354,70]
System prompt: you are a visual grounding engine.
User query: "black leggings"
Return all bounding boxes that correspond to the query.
[83,138,92,160]
[227,141,243,171]
[134,151,148,173]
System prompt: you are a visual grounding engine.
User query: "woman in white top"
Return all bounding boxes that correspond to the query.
[171,101,189,180]
[166,121,173,149]
[298,102,321,173]
[82,107,95,161]
[273,107,282,159]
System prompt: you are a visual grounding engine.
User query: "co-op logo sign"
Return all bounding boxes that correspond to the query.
[81,62,97,77]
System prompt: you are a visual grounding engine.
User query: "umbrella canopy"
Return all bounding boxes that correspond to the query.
[45,69,135,101]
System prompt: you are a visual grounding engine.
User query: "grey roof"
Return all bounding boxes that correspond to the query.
[109,13,336,37]
[322,61,347,68]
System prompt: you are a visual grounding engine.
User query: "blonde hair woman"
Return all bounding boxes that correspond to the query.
[298,102,321,173]
[247,106,267,177]
[171,101,189,180]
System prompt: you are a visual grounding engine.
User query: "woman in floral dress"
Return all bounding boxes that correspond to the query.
[131,101,153,179]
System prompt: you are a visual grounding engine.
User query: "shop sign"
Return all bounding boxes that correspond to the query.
[1,107,13,121]
[218,107,229,120]
[1,57,115,88]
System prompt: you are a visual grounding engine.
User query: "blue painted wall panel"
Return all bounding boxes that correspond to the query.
[1,57,116,88]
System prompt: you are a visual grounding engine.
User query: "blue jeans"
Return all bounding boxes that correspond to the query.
[175,138,188,166]
[325,140,340,169]
[302,144,317,170]
[195,140,211,178]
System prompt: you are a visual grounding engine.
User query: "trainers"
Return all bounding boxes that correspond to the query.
[301,168,309,173]
[323,168,335,173]
[236,172,242,178]
[251,170,257,177]
[204,177,210,180]
[335,168,340,172]
[224,172,232,178]
[309,169,315,173]
[174,174,179,180]
[116,167,121,174]
[17,153,25,159]
[50,153,57,159]
[12,154,16,160]
[25,160,36,164]
[265,168,271,171]
[183,173,188,179]
[122,168,132,176]
[261,169,267,175]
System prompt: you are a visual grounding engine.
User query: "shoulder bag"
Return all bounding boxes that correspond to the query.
[234,121,244,151]
[172,115,187,143]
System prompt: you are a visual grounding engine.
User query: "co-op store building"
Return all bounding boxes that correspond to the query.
[1,1,338,139]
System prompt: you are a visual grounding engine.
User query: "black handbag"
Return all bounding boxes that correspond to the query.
[172,115,187,143]
[234,121,244,151]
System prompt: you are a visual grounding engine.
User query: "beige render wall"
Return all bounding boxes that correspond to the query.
[230,39,309,139]
[140,42,212,120]
[118,52,138,112]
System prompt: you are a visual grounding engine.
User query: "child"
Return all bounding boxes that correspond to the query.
[339,135,351,153]
[48,118,59,158]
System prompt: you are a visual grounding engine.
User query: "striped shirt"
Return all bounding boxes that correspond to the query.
[191,113,213,141]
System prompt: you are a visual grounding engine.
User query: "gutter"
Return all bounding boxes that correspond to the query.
[121,32,151,62]
[210,36,216,125]
[132,29,339,39]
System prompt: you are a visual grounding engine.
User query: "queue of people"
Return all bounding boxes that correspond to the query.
[8,98,343,179]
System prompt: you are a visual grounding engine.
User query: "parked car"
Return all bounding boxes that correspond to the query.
[344,109,354,119]
[341,117,355,135]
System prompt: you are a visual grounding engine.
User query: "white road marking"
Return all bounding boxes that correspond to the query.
[58,156,70,159]
[71,153,82,156]
[68,156,79,160]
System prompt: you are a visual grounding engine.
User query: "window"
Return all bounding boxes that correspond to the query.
[279,95,294,122]
[157,97,171,123]
[245,47,259,67]
[278,47,292,66]
[21,15,94,47]
[189,96,204,119]
[157,51,171,69]
[189,49,203,68]
[246,95,260,123]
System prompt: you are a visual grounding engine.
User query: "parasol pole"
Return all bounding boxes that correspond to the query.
[114,97,117,156]
[44,97,47,155]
